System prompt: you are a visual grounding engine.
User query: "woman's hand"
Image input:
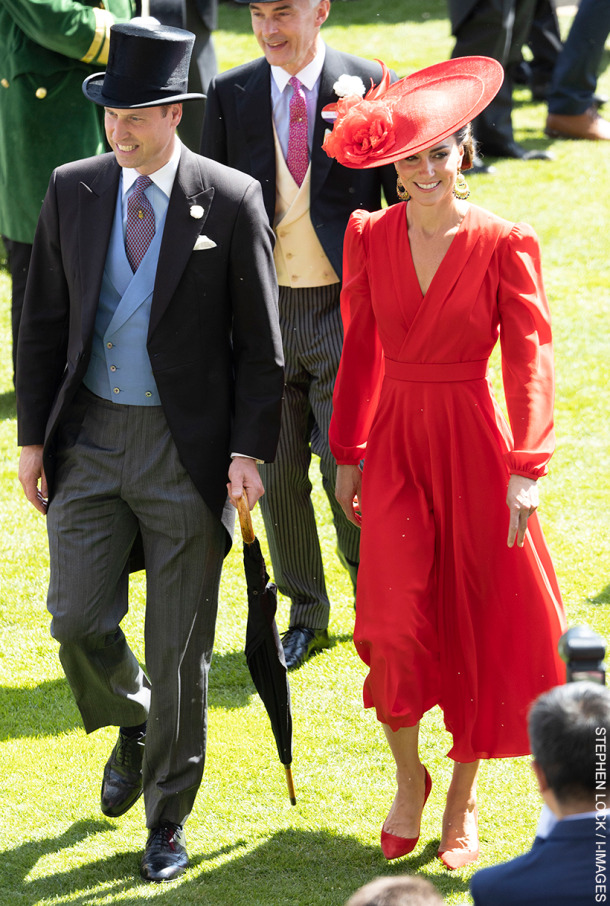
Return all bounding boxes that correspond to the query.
[335,464,363,526]
[506,474,539,548]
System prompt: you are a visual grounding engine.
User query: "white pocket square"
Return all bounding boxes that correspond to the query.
[193,235,217,251]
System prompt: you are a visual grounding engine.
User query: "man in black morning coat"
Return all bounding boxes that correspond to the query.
[16,22,283,882]
[202,0,397,669]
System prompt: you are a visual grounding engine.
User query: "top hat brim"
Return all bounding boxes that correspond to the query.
[83,72,205,108]
[327,57,504,169]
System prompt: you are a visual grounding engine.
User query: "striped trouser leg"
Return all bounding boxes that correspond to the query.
[259,284,360,630]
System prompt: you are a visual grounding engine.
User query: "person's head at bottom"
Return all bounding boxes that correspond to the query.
[345,875,444,906]
[530,681,610,817]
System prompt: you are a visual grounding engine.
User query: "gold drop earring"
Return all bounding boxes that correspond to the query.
[453,169,470,200]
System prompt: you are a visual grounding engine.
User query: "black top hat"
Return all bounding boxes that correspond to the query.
[82,23,205,108]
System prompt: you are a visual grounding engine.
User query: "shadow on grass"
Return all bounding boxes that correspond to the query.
[209,648,255,710]
[208,630,353,709]
[587,584,610,606]
[0,639,338,742]
[0,388,16,419]
[2,826,470,905]
[0,678,81,740]
[0,651,275,740]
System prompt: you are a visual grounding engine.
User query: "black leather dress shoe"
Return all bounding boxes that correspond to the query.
[281,626,330,670]
[140,822,189,882]
[100,729,145,817]
[485,141,554,161]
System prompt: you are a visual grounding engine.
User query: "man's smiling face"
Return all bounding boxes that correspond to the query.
[249,0,330,76]
[104,104,182,174]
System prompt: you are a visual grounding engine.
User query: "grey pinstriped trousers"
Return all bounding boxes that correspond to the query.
[46,388,225,828]
[259,283,360,631]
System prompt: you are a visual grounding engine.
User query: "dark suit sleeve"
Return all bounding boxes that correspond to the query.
[16,170,71,446]
[200,76,227,163]
[228,179,284,461]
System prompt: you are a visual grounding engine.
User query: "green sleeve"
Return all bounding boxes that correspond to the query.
[0,0,133,65]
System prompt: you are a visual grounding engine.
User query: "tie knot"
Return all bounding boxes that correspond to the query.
[133,174,153,195]
[289,76,302,93]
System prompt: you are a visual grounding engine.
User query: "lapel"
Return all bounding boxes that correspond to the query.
[149,145,215,338]
[235,61,276,213]
[310,46,344,206]
[77,155,121,345]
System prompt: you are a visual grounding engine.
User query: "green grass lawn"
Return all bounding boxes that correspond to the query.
[1,2,609,903]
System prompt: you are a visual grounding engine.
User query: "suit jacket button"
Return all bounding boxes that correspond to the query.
[1,79,9,89]
[35,87,47,99]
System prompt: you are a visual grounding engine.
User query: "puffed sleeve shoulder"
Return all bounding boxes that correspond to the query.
[329,209,385,465]
[498,221,556,478]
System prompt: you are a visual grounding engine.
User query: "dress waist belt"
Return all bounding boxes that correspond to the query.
[383,359,488,382]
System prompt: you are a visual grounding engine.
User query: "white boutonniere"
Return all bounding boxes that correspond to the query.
[333,74,366,99]
[322,74,368,123]
[190,204,204,219]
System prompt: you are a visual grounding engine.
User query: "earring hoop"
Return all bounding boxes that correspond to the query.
[396,177,410,202]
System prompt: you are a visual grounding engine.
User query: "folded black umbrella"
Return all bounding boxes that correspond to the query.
[236,495,296,805]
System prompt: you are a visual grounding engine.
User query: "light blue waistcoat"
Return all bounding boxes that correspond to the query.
[83,183,168,406]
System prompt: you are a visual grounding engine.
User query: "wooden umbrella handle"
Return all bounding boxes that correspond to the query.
[236,494,256,544]
[285,765,297,806]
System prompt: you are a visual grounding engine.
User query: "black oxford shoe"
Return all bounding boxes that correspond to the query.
[100,729,145,817]
[140,822,189,882]
[281,626,330,670]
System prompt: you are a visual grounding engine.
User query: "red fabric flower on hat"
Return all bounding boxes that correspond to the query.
[323,98,396,166]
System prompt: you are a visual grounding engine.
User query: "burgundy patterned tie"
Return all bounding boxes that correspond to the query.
[125,174,155,272]
[287,77,309,186]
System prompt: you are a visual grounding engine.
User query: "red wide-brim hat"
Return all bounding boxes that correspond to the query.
[323,56,504,169]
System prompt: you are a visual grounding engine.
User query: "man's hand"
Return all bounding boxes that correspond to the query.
[506,474,539,548]
[227,456,264,510]
[335,463,363,526]
[19,445,48,514]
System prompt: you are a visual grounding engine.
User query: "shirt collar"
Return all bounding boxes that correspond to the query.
[562,809,610,822]
[271,41,326,93]
[121,138,182,198]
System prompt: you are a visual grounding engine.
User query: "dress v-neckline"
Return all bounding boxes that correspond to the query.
[404,204,471,299]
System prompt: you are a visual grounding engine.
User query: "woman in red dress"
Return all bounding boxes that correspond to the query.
[323,58,566,868]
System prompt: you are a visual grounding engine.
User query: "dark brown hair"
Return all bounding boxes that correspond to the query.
[452,123,475,170]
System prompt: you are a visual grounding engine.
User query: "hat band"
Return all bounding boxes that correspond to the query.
[101,71,188,104]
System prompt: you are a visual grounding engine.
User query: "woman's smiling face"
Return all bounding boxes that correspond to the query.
[395,136,464,205]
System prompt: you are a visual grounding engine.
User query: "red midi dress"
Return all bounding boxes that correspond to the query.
[329,203,566,762]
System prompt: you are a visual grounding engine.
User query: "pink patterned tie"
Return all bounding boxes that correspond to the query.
[287,76,309,186]
[125,175,155,272]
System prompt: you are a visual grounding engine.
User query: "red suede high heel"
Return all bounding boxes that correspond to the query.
[437,805,479,870]
[380,766,432,860]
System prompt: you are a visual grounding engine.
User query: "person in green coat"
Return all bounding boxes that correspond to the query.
[0,0,134,381]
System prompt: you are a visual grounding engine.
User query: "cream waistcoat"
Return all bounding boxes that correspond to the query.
[273,126,339,288]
